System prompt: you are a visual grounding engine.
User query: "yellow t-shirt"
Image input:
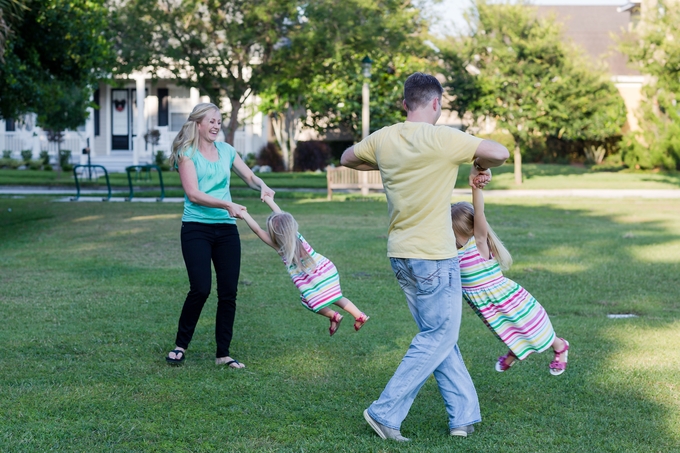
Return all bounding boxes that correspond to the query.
[354,122,482,259]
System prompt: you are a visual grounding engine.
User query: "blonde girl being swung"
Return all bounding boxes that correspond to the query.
[238,196,369,335]
[450,172,570,375]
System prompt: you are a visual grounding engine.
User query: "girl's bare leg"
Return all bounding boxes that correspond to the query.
[333,297,363,319]
[551,337,568,363]
[317,307,336,320]
[318,307,343,336]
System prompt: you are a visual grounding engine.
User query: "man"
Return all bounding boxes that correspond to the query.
[341,72,508,441]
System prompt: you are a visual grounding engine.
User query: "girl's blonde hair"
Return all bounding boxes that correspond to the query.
[450,201,513,270]
[169,102,221,168]
[266,211,316,273]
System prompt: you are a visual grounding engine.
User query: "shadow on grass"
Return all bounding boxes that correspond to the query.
[639,172,680,188]
[0,197,679,451]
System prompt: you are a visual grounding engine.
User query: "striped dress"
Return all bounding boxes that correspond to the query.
[283,234,344,313]
[458,236,555,360]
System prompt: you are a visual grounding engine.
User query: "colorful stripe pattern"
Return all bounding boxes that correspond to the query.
[284,234,343,313]
[458,237,555,360]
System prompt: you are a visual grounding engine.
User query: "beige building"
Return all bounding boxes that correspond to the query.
[536,1,643,131]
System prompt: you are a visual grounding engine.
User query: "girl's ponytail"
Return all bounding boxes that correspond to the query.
[486,226,513,271]
[267,212,316,273]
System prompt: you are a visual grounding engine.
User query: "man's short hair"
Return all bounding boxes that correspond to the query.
[403,72,443,111]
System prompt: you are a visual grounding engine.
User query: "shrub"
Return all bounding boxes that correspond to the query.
[620,133,653,170]
[39,150,50,165]
[154,151,170,171]
[2,150,12,159]
[256,142,285,172]
[326,140,354,165]
[59,150,73,171]
[294,140,331,172]
[0,158,21,169]
[28,160,43,170]
[20,150,33,162]
[241,152,257,169]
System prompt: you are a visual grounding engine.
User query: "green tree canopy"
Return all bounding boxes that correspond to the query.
[0,0,113,121]
[114,0,301,146]
[619,0,680,170]
[442,0,626,183]
[257,0,432,168]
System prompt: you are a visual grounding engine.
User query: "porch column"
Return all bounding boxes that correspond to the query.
[190,87,200,107]
[134,75,146,165]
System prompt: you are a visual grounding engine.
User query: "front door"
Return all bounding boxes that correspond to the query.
[111,89,137,150]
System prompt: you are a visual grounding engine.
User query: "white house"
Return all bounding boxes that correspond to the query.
[0,71,269,172]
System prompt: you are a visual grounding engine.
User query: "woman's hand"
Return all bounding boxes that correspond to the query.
[225,201,247,219]
[260,185,275,201]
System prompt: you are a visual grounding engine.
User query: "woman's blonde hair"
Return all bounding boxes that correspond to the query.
[450,201,513,270]
[266,211,316,273]
[169,102,221,167]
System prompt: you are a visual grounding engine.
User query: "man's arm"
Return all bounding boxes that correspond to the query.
[340,146,379,171]
[472,139,509,171]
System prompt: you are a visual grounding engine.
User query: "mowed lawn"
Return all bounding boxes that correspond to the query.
[1,194,679,452]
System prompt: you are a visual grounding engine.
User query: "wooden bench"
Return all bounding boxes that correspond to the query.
[326,166,383,200]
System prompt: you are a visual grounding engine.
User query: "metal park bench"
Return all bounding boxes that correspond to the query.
[125,164,165,201]
[71,164,112,201]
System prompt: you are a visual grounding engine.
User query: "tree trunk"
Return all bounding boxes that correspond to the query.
[56,139,62,180]
[221,97,242,146]
[513,141,522,185]
[271,113,290,171]
[271,103,305,172]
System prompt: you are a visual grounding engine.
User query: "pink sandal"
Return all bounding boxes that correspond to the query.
[353,313,370,331]
[329,312,343,336]
[495,350,517,372]
[549,339,570,376]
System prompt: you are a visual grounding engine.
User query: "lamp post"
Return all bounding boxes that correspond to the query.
[360,56,373,195]
[361,55,373,140]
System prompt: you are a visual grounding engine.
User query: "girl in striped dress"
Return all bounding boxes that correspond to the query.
[450,181,569,375]
[238,195,369,336]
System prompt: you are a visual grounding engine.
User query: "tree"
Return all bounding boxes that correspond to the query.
[0,0,27,62]
[442,0,625,183]
[258,0,431,169]
[37,83,92,177]
[114,0,299,146]
[619,0,680,170]
[0,0,113,120]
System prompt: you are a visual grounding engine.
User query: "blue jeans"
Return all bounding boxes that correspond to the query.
[367,257,481,431]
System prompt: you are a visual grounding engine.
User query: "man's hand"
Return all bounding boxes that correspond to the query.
[470,167,491,189]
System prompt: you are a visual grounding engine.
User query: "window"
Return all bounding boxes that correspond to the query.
[158,88,169,127]
[5,119,15,132]
[169,95,192,131]
[93,89,100,136]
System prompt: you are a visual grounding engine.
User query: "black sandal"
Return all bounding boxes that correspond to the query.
[166,349,185,365]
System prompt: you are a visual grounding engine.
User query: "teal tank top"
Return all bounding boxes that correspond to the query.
[181,142,237,224]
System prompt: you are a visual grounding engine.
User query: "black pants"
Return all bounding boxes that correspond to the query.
[175,222,241,358]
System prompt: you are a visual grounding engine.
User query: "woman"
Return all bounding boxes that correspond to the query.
[166,102,274,368]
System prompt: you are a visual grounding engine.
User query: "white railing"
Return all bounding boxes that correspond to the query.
[2,134,29,155]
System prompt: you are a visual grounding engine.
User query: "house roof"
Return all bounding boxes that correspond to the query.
[536,4,639,76]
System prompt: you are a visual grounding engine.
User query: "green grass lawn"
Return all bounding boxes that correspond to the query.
[1,195,679,452]
[1,164,679,194]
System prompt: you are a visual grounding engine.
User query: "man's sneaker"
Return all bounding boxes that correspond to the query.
[363,409,410,442]
[450,424,475,437]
